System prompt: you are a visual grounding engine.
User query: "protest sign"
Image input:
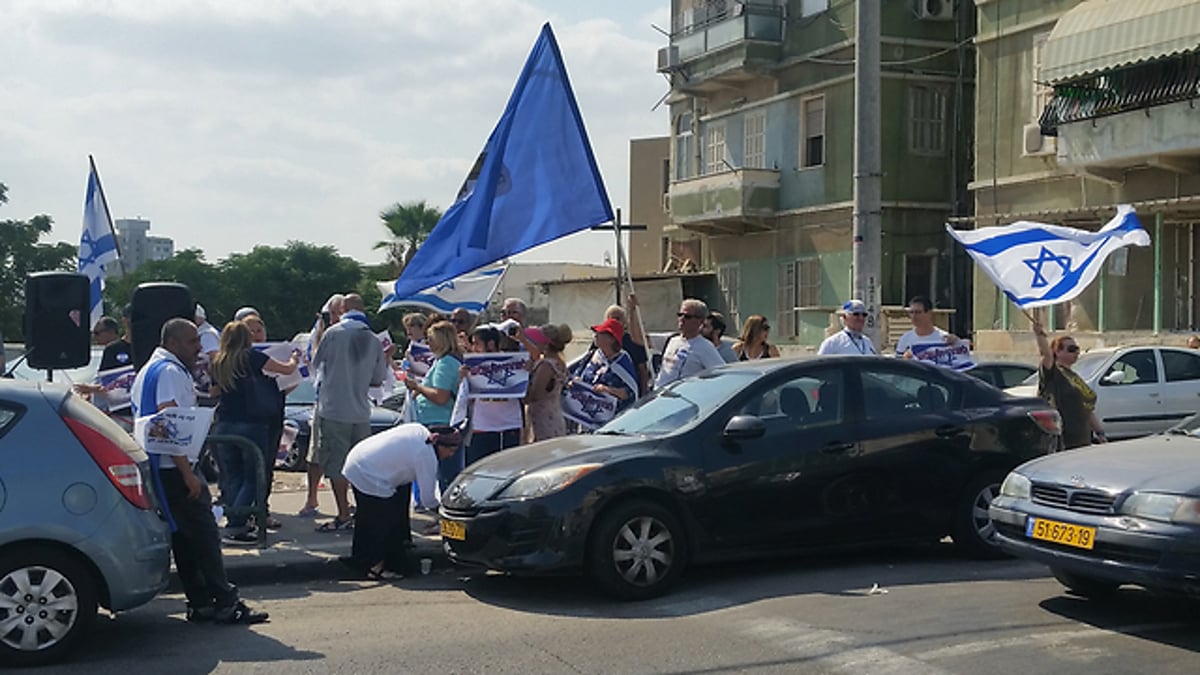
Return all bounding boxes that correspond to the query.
[561,380,620,430]
[463,352,530,399]
[910,341,976,371]
[96,365,135,411]
[133,407,215,462]
[253,342,307,390]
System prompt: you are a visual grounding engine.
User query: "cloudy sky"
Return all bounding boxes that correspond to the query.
[0,0,670,268]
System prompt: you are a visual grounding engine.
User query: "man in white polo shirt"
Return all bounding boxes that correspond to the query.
[131,318,268,625]
[817,299,878,356]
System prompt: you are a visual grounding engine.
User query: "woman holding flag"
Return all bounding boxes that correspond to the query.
[1029,311,1106,449]
[569,318,639,417]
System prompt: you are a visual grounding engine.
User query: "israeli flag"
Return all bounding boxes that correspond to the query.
[946,205,1150,308]
[78,161,120,329]
[377,265,506,314]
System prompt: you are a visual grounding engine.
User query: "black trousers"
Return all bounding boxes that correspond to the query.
[158,468,238,609]
[350,485,413,574]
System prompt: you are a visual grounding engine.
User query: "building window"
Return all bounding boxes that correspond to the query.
[743,110,766,169]
[801,96,824,168]
[908,86,946,156]
[903,253,936,303]
[1032,31,1052,123]
[703,122,727,175]
[797,258,821,308]
[776,261,797,338]
[718,263,741,329]
[801,0,829,17]
[674,113,693,180]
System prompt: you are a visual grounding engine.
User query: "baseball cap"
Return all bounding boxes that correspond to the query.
[194,304,207,321]
[234,306,260,321]
[591,317,625,344]
[841,299,867,315]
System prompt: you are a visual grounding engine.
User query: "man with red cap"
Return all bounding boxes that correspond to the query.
[568,316,639,414]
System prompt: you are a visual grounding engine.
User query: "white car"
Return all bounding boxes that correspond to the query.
[1006,345,1200,440]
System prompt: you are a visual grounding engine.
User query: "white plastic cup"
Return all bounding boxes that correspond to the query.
[420,558,432,575]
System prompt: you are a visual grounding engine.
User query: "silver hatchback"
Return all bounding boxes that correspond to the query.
[0,381,171,666]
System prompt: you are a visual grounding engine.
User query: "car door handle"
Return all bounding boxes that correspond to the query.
[822,441,854,454]
[1149,393,1160,398]
[935,425,965,438]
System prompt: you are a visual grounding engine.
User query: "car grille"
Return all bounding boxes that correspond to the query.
[1031,484,1117,514]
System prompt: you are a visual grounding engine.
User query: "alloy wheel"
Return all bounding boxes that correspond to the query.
[971,483,1000,542]
[0,565,80,653]
[610,515,676,587]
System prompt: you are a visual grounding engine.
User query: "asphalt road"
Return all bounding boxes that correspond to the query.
[62,545,1199,674]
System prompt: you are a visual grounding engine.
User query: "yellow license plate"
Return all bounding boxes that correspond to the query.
[1025,517,1096,550]
[440,519,466,541]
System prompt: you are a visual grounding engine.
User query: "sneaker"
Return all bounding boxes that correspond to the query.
[186,605,216,623]
[214,601,269,625]
[222,532,258,546]
[265,516,283,530]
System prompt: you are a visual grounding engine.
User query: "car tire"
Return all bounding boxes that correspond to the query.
[951,470,1008,559]
[1051,567,1120,599]
[588,499,686,601]
[0,545,98,667]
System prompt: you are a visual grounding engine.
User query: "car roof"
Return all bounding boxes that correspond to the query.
[706,355,964,378]
[0,379,66,404]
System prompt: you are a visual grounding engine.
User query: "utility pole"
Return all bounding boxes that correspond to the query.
[853,0,883,345]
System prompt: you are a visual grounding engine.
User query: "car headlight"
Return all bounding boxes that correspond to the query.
[1120,492,1200,525]
[999,472,1031,499]
[493,464,603,501]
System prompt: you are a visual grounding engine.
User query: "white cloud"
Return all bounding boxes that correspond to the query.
[0,0,667,267]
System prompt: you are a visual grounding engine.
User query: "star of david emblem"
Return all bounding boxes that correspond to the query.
[1022,247,1072,288]
[78,230,100,268]
[580,397,605,416]
[482,364,516,387]
[435,280,456,292]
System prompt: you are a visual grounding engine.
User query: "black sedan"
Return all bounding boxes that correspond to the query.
[276,380,403,471]
[990,419,1200,599]
[439,356,1061,599]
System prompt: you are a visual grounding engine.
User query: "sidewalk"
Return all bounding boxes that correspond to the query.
[172,474,452,589]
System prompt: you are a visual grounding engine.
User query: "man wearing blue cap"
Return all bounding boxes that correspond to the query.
[817,299,877,356]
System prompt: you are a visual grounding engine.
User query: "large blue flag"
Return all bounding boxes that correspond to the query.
[79,158,120,329]
[390,23,613,300]
[946,205,1150,308]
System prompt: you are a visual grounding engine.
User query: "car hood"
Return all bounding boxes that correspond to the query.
[1016,435,1200,495]
[467,433,656,480]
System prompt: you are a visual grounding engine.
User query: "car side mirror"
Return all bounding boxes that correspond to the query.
[724,415,766,440]
[1101,370,1126,385]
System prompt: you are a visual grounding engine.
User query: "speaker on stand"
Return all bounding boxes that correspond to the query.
[130,282,195,371]
[23,272,92,379]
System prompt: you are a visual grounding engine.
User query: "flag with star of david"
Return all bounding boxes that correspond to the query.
[378,265,506,315]
[946,205,1150,308]
[78,159,120,328]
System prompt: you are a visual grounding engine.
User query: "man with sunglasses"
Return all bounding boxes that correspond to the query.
[895,296,962,363]
[817,299,878,356]
[655,299,725,388]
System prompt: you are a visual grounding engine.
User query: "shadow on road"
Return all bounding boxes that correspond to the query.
[458,541,1051,619]
[1039,591,1200,653]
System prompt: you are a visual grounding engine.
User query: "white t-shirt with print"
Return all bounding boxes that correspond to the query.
[655,335,725,387]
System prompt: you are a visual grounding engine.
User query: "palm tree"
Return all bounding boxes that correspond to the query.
[374,200,442,275]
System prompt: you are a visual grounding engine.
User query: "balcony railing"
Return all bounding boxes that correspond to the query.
[1040,53,1200,134]
[673,3,784,62]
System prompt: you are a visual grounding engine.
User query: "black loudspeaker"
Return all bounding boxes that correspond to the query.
[130,282,194,370]
[24,272,92,370]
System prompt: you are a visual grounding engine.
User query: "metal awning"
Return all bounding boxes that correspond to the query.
[1043,0,1200,84]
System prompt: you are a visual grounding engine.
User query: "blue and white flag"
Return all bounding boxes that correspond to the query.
[463,352,532,399]
[378,265,506,314]
[562,380,619,431]
[78,158,120,329]
[910,342,976,371]
[389,23,614,300]
[946,205,1150,308]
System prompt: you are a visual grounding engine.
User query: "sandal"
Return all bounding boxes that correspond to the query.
[366,567,404,582]
[315,517,354,532]
[296,505,320,518]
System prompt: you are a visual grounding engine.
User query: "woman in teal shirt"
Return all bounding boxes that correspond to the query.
[405,320,463,489]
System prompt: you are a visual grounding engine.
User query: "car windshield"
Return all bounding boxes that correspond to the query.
[596,370,758,436]
[1017,352,1109,386]
[287,380,317,405]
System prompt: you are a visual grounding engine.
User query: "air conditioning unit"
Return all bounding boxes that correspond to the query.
[657,45,680,73]
[661,192,672,213]
[918,0,955,20]
[1022,123,1058,157]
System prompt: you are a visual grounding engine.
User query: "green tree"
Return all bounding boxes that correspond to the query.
[104,249,226,322]
[374,200,441,276]
[0,183,77,340]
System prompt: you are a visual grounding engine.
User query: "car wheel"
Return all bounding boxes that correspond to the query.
[588,499,686,601]
[0,546,97,667]
[951,471,1008,559]
[1051,567,1120,599]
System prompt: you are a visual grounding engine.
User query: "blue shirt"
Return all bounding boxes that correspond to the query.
[415,354,460,425]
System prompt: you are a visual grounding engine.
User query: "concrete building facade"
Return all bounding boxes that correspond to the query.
[111,218,174,275]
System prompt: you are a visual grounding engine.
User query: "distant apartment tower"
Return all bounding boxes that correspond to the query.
[111,218,174,275]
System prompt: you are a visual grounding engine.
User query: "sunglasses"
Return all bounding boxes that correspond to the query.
[906,309,927,315]
[848,312,868,318]
[1062,344,1080,353]
[677,312,701,320]
[761,324,771,330]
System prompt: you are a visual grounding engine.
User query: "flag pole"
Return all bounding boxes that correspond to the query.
[614,220,657,385]
[88,155,126,276]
